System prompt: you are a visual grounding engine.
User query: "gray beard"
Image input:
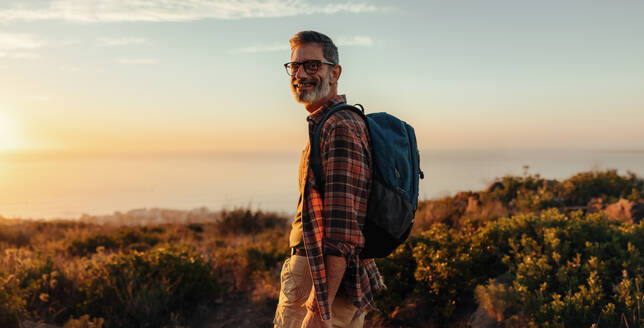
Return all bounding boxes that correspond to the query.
[293,72,331,104]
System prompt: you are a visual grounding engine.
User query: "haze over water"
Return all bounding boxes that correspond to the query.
[1,149,642,220]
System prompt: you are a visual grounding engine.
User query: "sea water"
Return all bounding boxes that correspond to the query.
[1,149,642,219]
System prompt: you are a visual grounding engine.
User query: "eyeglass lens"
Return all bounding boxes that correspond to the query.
[286,61,321,76]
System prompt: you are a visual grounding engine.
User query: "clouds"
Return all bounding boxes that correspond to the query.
[0,0,386,23]
[231,44,288,54]
[0,33,45,50]
[336,36,374,47]
[0,33,45,59]
[0,52,40,59]
[231,36,375,54]
[0,32,150,61]
[0,1,385,61]
[96,37,148,47]
[99,38,154,64]
[118,58,158,65]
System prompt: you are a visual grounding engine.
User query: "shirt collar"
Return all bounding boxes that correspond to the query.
[306,94,347,126]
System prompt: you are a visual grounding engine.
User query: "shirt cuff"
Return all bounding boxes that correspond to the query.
[308,299,332,321]
[324,239,355,259]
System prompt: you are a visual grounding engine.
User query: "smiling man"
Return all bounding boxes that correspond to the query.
[273,31,385,328]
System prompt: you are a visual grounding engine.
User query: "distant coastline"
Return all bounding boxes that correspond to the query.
[1,148,643,220]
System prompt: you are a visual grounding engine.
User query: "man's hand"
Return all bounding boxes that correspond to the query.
[301,309,331,328]
[301,255,346,328]
[301,293,331,328]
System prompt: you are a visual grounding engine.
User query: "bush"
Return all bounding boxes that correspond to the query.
[69,234,119,256]
[376,209,644,327]
[412,223,495,319]
[2,172,642,327]
[0,251,76,326]
[0,227,30,248]
[212,240,288,297]
[63,314,104,328]
[215,209,288,235]
[21,257,77,324]
[488,170,644,210]
[488,174,554,206]
[471,210,643,327]
[68,228,160,256]
[560,170,644,206]
[413,196,467,231]
[374,240,417,314]
[0,273,26,328]
[78,245,219,327]
[187,223,204,233]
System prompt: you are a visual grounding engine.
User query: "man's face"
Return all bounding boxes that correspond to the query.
[290,44,332,105]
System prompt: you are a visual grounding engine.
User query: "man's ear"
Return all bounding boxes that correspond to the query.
[330,64,342,84]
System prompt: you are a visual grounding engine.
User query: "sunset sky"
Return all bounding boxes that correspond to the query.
[1,0,643,155]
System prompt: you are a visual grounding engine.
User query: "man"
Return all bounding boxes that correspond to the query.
[273,31,385,328]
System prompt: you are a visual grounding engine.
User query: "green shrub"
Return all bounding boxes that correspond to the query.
[212,241,288,294]
[474,279,517,322]
[79,245,219,327]
[560,170,644,206]
[113,229,160,248]
[187,223,204,233]
[68,228,160,256]
[380,209,644,326]
[488,174,552,206]
[472,210,642,327]
[0,273,26,328]
[0,252,76,326]
[374,240,417,314]
[63,314,104,328]
[412,223,493,319]
[69,234,119,256]
[244,246,286,273]
[0,225,30,248]
[16,256,76,325]
[485,170,644,212]
[215,209,288,235]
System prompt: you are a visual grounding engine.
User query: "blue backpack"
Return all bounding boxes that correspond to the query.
[310,103,423,258]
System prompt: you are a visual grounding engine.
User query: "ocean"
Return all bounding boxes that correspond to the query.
[1,149,643,219]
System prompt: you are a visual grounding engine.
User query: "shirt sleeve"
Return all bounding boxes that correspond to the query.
[320,121,370,259]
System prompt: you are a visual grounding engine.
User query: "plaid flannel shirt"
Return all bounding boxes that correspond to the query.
[301,94,386,321]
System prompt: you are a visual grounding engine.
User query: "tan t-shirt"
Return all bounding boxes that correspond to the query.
[289,142,310,248]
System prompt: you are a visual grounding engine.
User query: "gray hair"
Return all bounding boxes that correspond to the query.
[289,31,339,65]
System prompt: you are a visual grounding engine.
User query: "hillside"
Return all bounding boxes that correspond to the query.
[1,169,643,328]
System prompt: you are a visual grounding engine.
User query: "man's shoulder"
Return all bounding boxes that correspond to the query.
[321,107,367,137]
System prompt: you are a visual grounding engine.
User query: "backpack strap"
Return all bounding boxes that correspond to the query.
[309,103,366,192]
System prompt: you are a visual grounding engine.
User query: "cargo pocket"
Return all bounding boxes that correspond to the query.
[279,257,308,305]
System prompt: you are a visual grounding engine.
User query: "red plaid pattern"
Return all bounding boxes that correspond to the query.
[301,95,385,320]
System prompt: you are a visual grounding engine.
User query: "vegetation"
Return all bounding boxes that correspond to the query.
[0,210,290,327]
[1,169,643,327]
[373,169,644,327]
[376,210,644,327]
[413,169,643,230]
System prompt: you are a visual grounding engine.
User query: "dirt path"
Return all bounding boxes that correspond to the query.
[200,293,277,328]
[199,292,388,328]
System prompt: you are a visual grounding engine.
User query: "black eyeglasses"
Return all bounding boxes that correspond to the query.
[284,60,335,76]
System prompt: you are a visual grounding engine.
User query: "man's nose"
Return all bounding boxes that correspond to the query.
[295,65,309,79]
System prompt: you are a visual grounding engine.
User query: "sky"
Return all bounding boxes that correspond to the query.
[1,0,643,155]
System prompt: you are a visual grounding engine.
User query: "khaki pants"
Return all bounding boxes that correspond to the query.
[273,255,365,328]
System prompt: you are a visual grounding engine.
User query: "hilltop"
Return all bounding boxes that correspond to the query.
[1,169,643,328]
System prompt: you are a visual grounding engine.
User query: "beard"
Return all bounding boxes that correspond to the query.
[291,71,331,105]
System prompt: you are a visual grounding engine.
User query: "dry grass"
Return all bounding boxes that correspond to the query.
[0,207,290,328]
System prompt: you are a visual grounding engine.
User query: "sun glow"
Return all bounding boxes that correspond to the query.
[0,111,21,152]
